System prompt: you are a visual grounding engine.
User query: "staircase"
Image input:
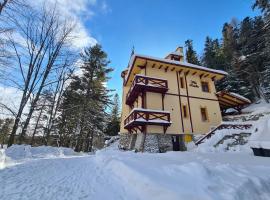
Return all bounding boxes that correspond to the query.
[195,123,253,145]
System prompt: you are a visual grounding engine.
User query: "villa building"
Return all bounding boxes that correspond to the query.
[119,47,228,152]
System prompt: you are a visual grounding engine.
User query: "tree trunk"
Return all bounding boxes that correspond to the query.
[7,96,28,147]
[19,66,53,142]
[30,105,44,146]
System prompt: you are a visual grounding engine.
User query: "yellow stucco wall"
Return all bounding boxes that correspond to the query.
[120,58,223,136]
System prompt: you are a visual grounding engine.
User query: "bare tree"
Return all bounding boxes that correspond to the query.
[43,65,74,145]
[4,4,76,146]
[0,0,10,14]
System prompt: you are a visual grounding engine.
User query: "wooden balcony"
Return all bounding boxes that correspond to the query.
[126,75,168,106]
[124,108,171,132]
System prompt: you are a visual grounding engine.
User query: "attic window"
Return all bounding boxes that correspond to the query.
[201,81,210,93]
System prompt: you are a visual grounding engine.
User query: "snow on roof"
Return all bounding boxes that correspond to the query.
[230,92,251,103]
[217,91,251,104]
[131,108,170,114]
[167,51,184,57]
[125,54,228,84]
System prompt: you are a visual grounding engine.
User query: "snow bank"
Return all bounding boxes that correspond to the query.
[249,117,270,149]
[1,145,270,199]
[242,99,270,114]
[195,129,251,153]
[0,145,82,169]
[94,150,270,200]
[5,145,79,160]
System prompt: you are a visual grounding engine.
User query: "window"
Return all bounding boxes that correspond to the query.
[201,81,210,93]
[183,105,188,118]
[201,107,208,122]
[180,77,185,88]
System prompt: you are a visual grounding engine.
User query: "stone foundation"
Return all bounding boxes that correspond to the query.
[118,133,132,150]
[119,133,187,153]
[134,133,174,153]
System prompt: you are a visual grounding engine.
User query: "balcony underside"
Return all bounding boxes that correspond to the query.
[126,84,168,105]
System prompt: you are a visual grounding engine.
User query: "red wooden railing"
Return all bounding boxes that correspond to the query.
[126,75,168,105]
[124,109,171,129]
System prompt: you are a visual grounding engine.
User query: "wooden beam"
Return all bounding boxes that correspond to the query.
[211,76,216,81]
[152,63,156,68]
[200,73,205,79]
[185,70,190,75]
[164,66,169,72]
[171,67,175,71]
[159,65,163,69]
[192,71,197,75]
[179,69,183,74]
[218,97,242,107]
[204,74,209,78]
[137,61,147,69]
[220,95,246,105]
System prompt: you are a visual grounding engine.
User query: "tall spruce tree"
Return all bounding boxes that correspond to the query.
[253,0,270,102]
[104,93,120,136]
[58,44,113,152]
[202,37,228,91]
[184,39,201,65]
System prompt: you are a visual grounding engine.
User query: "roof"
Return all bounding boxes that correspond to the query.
[166,46,184,57]
[216,91,251,110]
[124,54,228,85]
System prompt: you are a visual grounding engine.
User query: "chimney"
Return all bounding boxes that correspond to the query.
[165,46,184,62]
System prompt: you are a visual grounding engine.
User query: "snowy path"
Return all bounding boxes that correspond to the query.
[1,149,270,200]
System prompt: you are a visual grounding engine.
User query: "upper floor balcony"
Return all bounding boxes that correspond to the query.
[124,108,171,132]
[126,75,168,106]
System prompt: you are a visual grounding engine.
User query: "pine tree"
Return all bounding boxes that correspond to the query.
[104,93,120,136]
[253,0,270,102]
[57,44,113,152]
[202,37,228,91]
[184,39,201,65]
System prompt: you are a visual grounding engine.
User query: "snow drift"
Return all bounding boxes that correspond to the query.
[0,145,81,169]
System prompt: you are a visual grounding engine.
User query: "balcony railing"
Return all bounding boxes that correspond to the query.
[126,75,168,106]
[124,108,171,131]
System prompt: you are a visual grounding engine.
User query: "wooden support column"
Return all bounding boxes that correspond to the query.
[184,73,194,133]
[162,93,166,134]
[176,71,185,133]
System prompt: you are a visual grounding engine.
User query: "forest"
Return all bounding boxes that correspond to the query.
[0,0,269,152]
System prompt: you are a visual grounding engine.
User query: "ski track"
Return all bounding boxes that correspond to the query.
[0,156,102,200]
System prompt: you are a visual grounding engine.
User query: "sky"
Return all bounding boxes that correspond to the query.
[0,0,261,114]
[84,0,260,97]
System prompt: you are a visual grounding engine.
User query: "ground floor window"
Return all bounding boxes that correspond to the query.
[183,105,188,118]
[200,107,208,122]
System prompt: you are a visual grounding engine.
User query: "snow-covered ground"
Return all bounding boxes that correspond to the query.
[0,144,270,200]
[0,101,270,200]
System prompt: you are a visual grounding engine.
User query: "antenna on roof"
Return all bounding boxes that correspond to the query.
[131,45,135,56]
